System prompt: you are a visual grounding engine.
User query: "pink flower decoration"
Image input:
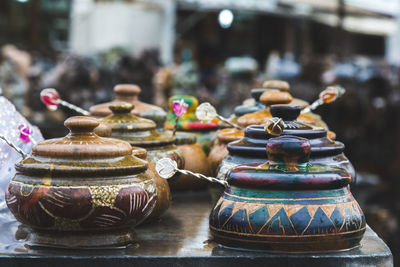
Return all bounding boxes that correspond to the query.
[40,88,60,111]
[18,124,33,144]
[172,99,189,117]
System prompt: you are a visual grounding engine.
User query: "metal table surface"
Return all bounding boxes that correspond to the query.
[0,191,393,267]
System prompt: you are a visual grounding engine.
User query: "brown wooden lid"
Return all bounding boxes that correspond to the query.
[262,80,290,91]
[217,128,244,143]
[102,102,175,147]
[16,116,148,176]
[259,91,293,106]
[89,84,163,117]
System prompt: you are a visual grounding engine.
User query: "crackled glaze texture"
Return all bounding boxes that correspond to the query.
[5,116,157,248]
[210,136,365,252]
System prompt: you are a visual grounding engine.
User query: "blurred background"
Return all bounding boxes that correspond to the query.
[1,0,400,263]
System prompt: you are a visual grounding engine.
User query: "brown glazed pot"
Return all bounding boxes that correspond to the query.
[5,117,157,248]
[208,128,244,176]
[171,132,211,190]
[101,103,184,212]
[89,84,167,129]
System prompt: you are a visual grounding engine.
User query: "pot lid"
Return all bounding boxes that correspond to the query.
[227,136,351,189]
[16,116,148,176]
[89,84,164,118]
[228,105,344,158]
[165,95,219,131]
[101,102,175,147]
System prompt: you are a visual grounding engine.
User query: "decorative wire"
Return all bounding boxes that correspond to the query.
[301,99,323,114]
[0,135,28,159]
[176,168,228,187]
[216,115,243,130]
[59,100,90,116]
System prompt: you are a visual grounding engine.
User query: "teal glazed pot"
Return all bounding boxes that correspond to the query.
[234,88,266,117]
[217,105,355,184]
[210,136,366,252]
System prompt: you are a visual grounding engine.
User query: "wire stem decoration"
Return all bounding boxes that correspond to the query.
[301,85,345,114]
[172,99,189,136]
[196,102,242,130]
[40,88,90,115]
[0,135,28,159]
[155,158,228,187]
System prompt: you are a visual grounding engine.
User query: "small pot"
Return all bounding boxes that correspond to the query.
[5,116,157,247]
[210,135,365,251]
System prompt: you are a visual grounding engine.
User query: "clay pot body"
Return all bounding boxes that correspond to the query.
[101,103,184,212]
[217,105,355,183]
[210,136,365,251]
[170,132,211,190]
[208,128,244,176]
[89,84,166,129]
[5,117,156,247]
[165,95,218,155]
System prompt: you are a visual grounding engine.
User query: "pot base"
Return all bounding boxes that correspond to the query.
[25,227,137,248]
[211,227,365,252]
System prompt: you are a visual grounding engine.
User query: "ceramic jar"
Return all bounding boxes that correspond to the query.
[210,135,365,251]
[208,128,244,176]
[5,117,157,247]
[171,132,211,190]
[217,105,355,183]
[233,88,267,117]
[101,103,184,206]
[89,84,167,130]
[165,95,218,155]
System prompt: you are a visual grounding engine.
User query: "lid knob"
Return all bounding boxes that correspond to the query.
[64,116,100,133]
[109,102,134,114]
[259,91,293,106]
[270,105,301,121]
[114,84,141,97]
[267,136,311,170]
[262,80,290,91]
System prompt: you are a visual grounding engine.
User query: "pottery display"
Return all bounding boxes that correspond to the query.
[210,135,365,251]
[89,84,167,129]
[165,95,218,155]
[5,116,157,247]
[217,105,355,183]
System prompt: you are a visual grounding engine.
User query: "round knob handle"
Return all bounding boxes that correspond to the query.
[262,80,290,91]
[267,136,311,169]
[114,84,141,99]
[64,116,100,133]
[109,102,134,114]
[270,105,301,121]
[259,91,293,106]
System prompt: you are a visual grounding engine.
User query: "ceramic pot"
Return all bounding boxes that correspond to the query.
[233,88,267,117]
[217,105,355,183]
[165,95,218,155]
[210,135,365,251]
[208,128,244,176]
[170,132,211,190]
[89,84,166,129]
[101,103,185,210]
[5,117,157,247]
